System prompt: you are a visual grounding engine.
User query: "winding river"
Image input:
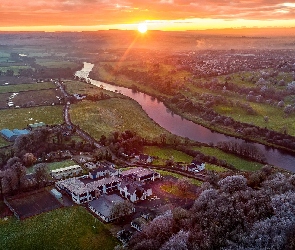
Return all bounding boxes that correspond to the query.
[75,62,295,172]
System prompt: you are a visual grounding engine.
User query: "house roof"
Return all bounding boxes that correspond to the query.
[0,128,29,141]
[12,129,29,135]
[57,176,121,195]
[132,217,148,228]
[119,179,144,194]
[1,129,16,139]
[89,194,124,218]
[191,160,204,166]
[121,167,157,179]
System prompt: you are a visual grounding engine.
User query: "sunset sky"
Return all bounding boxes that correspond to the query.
[0,0,295,31]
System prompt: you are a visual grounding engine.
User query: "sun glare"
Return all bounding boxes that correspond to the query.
[138,23,147,33]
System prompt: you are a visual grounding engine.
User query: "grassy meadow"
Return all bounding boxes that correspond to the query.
[157,170,202,186]
[193,146,263,171]
[0,206,118,250]
[0,106,63,129]
[35,59,80,69]
[0,82,56,94]
[143,146,194,165]
[63,80,121,98]
[70,99,171,141]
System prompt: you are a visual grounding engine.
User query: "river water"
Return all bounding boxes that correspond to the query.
[75,62,295,172]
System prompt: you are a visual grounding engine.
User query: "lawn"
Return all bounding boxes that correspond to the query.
[0,82,56,94]
[0,106,63,129]
[70,99,171,141]
[157,170,202,186]
[0,206,118,250]
[192,146,262,171]
[160,183,197,199]
[143,146,193,165]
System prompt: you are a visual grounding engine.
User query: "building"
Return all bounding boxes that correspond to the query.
[50,165,83,180]
[118,179,152,203]
[135,154,153,164]
[88,194,134,222]
[131,217,148,232]
[187,160,206,173]
[0,128,30,142]
[89,164,121,179]
[121,167,161,182]
[56,176,121,204]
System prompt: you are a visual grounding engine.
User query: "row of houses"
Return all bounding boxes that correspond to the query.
[50,165,83,180]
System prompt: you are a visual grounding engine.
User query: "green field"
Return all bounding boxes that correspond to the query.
[205,164,227,172]
[143,146,194,165]
[35,59,79,69]
[193,146,262,171]
[0,82,56,94]
[70,99,171,141]
[157,169,202,186]
[63,80,121,98]
[0,65,30,75]
[0,206,118,250]
[0,106,63,129]
[214,100,295,136]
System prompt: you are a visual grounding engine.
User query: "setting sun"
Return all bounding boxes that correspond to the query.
[138,23,148,33]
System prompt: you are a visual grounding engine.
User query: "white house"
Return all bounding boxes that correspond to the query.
[118,179,153,203]
[187,160,205,173]
[135,154,153,164]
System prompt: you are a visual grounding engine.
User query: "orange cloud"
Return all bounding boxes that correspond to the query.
[0,0,295,29]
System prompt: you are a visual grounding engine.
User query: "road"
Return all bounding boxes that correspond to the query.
[56,81,102,149]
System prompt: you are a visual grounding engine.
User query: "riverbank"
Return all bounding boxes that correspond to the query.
[77,62,295,171]
[89,63,295,155]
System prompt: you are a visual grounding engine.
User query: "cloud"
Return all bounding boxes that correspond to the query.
[0,0,295,27]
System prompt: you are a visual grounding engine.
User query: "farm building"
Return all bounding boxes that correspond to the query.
[121,167,161,182]
[88,194,135,222]
[12,129,30,136]
[0,128,30,142]
[56,176,121,204]
[50,165,83,179]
